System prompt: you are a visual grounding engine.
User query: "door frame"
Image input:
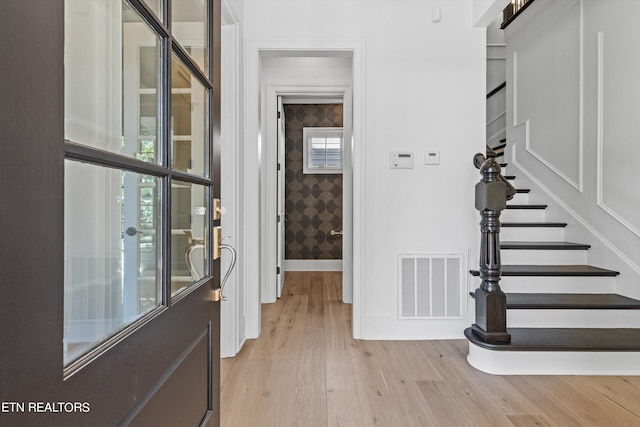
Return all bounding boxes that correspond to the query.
[243,40,366,340]
[275,94,286,298]
[266,85,353,304]
[219,6,242,358]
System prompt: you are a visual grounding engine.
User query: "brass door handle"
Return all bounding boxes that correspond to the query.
[330,230,343,236]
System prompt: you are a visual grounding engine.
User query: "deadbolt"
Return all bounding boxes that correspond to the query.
[213,198,222,220]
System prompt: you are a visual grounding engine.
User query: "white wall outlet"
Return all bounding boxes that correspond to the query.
[431,8,441,23]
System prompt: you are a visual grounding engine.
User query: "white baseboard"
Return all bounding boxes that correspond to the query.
[284,259,342,271]
[468,342,640,375]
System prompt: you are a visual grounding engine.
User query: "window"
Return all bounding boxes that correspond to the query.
[303,127,344,174]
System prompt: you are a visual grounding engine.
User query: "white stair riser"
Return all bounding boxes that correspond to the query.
[501,227,564,241]
[468,344,640,375]
[510,192,529,204]
[501,209,546,222]
[509,193,529,205]
[508,309,640,328]
[496,276,616,294]
[501,249,587,264]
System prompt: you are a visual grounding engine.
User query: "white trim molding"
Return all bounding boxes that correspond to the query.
[511,1,585,192]
[220,22,243,358]
[284,260,343,271]
[265,83,351,306]
[596,32,640,239]
[221,0,238,25]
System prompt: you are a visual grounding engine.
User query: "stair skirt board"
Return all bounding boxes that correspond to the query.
[467,342,640,375]
[507,309,640,328]
[501,250,587,265]
[498,276,616,293]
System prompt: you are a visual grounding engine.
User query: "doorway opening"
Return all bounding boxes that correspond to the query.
[262,80,353,310]
[241,42,365,346]
[277,99,347,298]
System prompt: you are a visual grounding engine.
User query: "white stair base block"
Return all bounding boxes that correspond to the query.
[501,249,587,265]
[498,276,616,294]
[501,209,546,222]
[467,342,640,375]
[501,227,564,241]
[508,309,640,328]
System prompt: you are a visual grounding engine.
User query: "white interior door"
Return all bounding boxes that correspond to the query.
[276,96,286,298]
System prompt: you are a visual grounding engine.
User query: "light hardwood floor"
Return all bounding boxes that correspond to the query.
[220,271,640,426]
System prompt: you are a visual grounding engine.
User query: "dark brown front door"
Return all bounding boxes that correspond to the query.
[0,1,221,425]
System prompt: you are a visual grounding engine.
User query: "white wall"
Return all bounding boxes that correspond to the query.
[486,15,506,147]
[505,0,640,297]
[473,0,511,27]
[240,0,486,340]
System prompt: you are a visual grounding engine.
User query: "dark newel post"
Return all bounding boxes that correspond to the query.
[471,153,515,343]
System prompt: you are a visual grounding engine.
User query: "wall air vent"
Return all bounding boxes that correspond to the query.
[399,254,464,319]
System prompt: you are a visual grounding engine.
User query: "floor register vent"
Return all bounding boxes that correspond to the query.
[399,254,463,319]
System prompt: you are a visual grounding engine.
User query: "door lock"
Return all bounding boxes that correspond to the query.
[213,198,222,220]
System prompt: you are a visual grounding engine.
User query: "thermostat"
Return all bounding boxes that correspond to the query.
[390,152,414,169]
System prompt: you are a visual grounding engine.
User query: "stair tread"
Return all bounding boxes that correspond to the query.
[506,293,640,309]
[501,241,590,250]
[465,327,640,351]
[502,222,567,228]
[470,264,620,276]
[506,204,547,209]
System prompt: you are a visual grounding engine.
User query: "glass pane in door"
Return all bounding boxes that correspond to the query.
[64,0,160,163]
[142,0,162,21]
[171,54,207,176]
[172,0,208,73]
[171,180,208,297]
[64,160,161,365]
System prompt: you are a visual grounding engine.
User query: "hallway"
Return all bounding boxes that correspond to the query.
[220,272,640,426]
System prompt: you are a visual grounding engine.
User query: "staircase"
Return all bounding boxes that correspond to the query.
[465,156,640,375]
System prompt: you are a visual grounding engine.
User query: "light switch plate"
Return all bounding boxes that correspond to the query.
[424,150,440,165]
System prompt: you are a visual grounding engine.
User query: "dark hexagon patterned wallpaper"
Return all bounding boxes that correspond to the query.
[284,103,343,260]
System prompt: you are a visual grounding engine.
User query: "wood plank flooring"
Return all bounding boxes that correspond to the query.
[220,271,640,427]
